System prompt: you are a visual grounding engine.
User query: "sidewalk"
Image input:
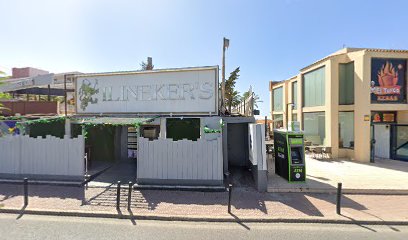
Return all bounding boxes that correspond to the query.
[268,156,408,194]
[1,183,407,224]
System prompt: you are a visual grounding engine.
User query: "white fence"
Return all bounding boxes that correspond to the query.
[137,137,223,184]
[0,135,85,178]
[248,124,267,170]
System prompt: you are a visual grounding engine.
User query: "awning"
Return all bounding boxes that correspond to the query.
[0,74,54,92]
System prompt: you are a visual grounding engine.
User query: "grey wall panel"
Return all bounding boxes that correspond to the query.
[137,137,223,184]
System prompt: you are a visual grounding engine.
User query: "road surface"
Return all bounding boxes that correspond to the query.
[0,214,406,239]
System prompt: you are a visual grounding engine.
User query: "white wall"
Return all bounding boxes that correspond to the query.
[0,135,85,178]
[248,124,266,170]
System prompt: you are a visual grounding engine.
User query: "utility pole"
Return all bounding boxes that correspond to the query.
[221,37,229,114]
[64,74,67,116]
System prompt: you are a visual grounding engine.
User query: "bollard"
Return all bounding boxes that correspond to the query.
[116,181,121,209]
[127,181,133,210]
[23,178,28,207]
[228,184,232,213]
[336,182,342,215]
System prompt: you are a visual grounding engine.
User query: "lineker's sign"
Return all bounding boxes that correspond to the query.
[75,67,218,114]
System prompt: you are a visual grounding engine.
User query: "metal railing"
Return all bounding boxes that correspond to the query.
[231,93,254,117]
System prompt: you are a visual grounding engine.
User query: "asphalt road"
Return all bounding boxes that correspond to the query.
[0,214,407,240]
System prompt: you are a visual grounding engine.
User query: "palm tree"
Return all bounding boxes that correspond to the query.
[0,71,10,112]
[242,90,262,108]
[225,67,240,112]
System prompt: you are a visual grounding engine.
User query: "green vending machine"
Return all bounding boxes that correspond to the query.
[274,129,306,182]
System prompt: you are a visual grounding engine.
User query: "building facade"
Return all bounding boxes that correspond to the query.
[270,48,408,162]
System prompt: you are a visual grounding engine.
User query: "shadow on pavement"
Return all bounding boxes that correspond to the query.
[0,183,85,201]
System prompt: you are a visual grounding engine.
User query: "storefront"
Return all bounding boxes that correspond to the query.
[73,66,225,185]
[270,48,408,162]
[371,112,408,161]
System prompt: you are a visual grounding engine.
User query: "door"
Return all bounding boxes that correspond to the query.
[227,123,249,167]
[374,124,390,159]
[392,125,408,161]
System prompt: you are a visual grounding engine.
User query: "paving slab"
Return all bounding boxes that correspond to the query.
[268,155,408,193]
[0,183,407,223]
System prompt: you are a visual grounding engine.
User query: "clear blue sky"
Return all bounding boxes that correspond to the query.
[2,0,408,117]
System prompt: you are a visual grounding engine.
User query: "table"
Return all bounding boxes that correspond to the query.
[305,145,326,159]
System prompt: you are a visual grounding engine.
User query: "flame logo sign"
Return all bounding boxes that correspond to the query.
[378,61,398,87]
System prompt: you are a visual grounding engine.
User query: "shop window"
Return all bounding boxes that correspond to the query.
[166,118,200,141]
[292,81,298,109]
[292,113,298,122]
[395,126,408,160]
[303,112,325,145]
[339,62,354,105]
[273,114,283,129]
[339,112,354,149]
[140,125,160,140]
[303,67,325,107]
[273,87,283,111]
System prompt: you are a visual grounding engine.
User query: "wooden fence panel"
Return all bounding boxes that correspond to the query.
[137,137,223,182]
[0,135,84,178]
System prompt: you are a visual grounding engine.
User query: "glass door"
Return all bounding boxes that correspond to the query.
[392,125,408,161]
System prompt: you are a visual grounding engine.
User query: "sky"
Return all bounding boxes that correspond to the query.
[2,0,408,117]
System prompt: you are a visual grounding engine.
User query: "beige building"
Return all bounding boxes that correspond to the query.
[269,48,408,162]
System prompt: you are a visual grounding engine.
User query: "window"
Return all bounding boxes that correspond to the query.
[166,118,200,141]
[339,62,354,105]
[292,113,297,122]
[273,114,283,129]
[292,81,298,109]
[273,87,283,111]
[339,112,354,149]
[303,112,325,145]
[395,126,408,160]
[303,67,325,107]
[140,125,160,140]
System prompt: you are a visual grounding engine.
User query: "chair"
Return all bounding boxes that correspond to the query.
[312,147,323,159]
[322,147,332,159]
[305,146,311,154]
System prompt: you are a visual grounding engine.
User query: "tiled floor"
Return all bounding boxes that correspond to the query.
[268,155,408,192]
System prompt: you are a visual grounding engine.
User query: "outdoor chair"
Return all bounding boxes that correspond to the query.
[305,146,310,153]
[312,147,323,159]
[322,147,332,159]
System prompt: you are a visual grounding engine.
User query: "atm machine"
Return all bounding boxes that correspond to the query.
[273,129,306,182]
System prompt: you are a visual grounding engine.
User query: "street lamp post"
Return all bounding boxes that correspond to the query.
[221,37,229,114]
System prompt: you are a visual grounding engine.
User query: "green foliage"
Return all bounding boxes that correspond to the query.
[10,115,159,139]
[78,80,99,111]
[80,117,157,139]
[225,67,241,112]
[15,116,67,134]
[242,90,262,108]
[0,71,11,113]
[140,61,154,70]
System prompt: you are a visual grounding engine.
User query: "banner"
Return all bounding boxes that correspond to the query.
[371,59,406,103]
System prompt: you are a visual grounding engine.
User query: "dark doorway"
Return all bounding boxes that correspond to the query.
[227,123,249,167]
[166,118,200,141]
